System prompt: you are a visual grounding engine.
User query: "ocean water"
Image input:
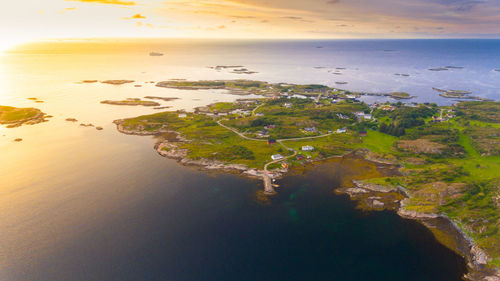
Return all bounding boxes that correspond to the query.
[0,39,493,280]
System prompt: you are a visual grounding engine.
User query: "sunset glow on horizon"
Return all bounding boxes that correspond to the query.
[1,0,500,51]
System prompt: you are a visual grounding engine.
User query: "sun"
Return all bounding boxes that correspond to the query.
[0,36,32,54]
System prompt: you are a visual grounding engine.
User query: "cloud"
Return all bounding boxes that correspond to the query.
[122,13,146,19]
[66,0,135,5]
[154,0,500,38]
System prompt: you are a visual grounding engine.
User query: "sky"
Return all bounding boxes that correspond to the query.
[1,0,499,50]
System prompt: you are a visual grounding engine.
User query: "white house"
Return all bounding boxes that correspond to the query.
[271,154,284,160]
[178,113,187,118]
[303,127,317,133]
[336,128,347,133]
[302,145,314,151]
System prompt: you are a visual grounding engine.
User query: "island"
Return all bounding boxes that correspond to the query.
[0,105,48,128]
[101,80,135,85]
[154,79,413,100]
[144,96,180,102]
[433,87,492,101]
[100,98,160,107]
[208,65,258,74]
[113,80,500,280]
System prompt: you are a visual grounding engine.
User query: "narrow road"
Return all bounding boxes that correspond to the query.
[216,120,266,142]
[217,119,332,142]
[251,104,263,116]
[216,118,333,195]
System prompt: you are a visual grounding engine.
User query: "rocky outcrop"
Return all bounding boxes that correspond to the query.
[342,178,498,281]
[115,119,267,179]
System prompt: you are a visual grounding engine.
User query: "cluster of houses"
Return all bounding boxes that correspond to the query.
[354,111,372,120]
[432,111,456,122]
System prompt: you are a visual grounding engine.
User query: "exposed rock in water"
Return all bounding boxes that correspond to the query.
[144,96,180,102]
[429,67,449,71]
[96,126,103,130]
[65,118,78,122]
[80,123,94,127]
[14,138,22,142]
[82,80,98,83]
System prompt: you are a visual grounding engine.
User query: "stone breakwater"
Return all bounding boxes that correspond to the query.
[342,179,499,281]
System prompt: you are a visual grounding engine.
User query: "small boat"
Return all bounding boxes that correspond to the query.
[272,184,280,188]
[149,52,164,56]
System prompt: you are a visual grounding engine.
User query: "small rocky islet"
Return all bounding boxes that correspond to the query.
[432,87,492,101]
[208,65,258,74]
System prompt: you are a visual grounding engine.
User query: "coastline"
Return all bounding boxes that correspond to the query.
[113,119,286,180]
[340,173,500,281]
[113,103,500,281]
[0,110,49,128]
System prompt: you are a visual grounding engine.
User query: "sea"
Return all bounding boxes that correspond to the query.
[1,39,498,280]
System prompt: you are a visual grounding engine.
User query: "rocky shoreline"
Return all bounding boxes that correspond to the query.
[113,119,288,179]
[341,178,500,281]
[113,119,498,280]
[1,110,49,128]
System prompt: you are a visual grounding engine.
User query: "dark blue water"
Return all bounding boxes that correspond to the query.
[2,39,484,280]
[7,157,465,281]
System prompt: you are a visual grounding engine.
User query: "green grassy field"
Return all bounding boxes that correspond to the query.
[117,97,500,268]
[0,106,43,124]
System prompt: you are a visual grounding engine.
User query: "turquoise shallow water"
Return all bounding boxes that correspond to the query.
[1,39,491,280]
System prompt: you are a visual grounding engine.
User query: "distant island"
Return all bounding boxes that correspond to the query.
[113,80,500,280]
[101,80,135,85]
[154,79,413,100]
[0,105,48,128]
[101,98,160,106]
[432,87,492,101]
